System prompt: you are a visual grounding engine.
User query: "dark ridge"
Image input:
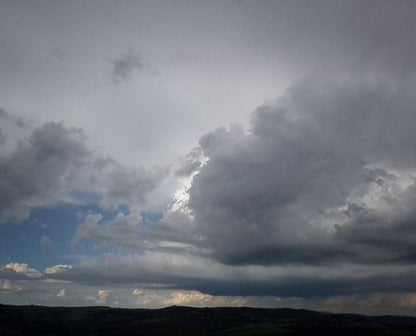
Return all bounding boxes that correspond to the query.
[1,303,416,335]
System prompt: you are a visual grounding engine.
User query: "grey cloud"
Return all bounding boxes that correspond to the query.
[2,269,416,314]
[110,50,154,84]
[4,255,416,304]
[183,78,416,266]
[0,122,89,223]
[0,121,166,224]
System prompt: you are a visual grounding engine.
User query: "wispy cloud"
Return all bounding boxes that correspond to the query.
[109,50,156,84]
[0,107,29,129]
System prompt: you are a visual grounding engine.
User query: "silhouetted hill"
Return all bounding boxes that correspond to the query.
[1,303,416,335]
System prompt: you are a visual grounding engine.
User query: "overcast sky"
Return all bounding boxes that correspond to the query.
[1,0,416,315]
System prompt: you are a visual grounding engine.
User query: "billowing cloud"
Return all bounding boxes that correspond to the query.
[0,121,166,224]
[180,78,416,266]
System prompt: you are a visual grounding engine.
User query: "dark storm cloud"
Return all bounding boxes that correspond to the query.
[110,50,154,84]
[182,78,416,266]
[0,121,166,224]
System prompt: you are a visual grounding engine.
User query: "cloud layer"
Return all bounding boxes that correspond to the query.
[2,261,416,316]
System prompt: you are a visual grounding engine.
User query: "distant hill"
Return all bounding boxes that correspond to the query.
[1,303,416,335]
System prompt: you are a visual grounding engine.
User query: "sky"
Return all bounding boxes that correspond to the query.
[1,0,416,315]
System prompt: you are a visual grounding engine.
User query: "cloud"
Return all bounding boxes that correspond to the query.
[2,261,416,314]
[40,249,416,299]
[174,147,205,177]
[2,268,416,314]
[175,78,416,266]
[163,290,246,307]
[44,264,73,275]
[0,121,166,224]
[110,50,155,84]
[131,289,248,308]
[1,263,42,279]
